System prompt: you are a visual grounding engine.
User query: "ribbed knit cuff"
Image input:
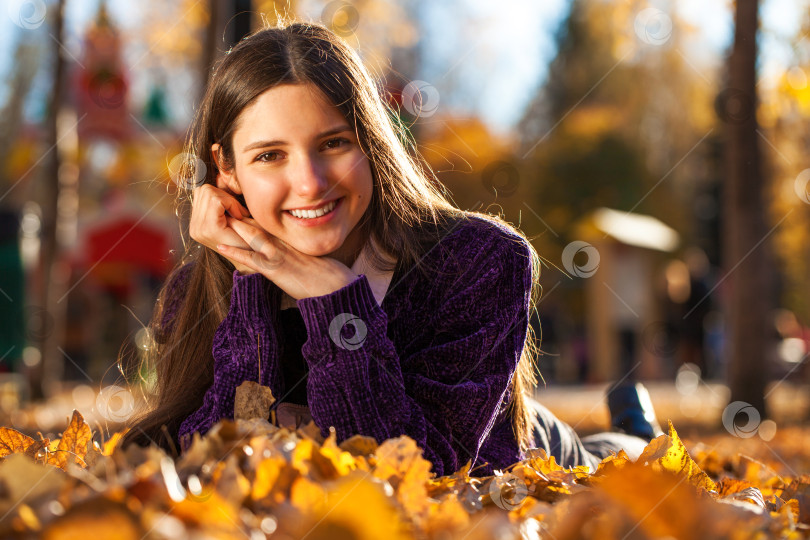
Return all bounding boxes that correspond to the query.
[296,273,388,358]
[231,270,281,335]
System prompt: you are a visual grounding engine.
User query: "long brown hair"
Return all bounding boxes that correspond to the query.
[121,20,542,458]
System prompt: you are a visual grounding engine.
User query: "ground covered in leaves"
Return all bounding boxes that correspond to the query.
[0,407,809,539]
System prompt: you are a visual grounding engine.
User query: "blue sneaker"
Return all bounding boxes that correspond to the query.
[606,381,664,441]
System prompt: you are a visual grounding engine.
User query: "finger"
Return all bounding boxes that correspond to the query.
[227,216,267,250]
[216,244,258,271]
[220,196,250,220]
[226,217,286,270]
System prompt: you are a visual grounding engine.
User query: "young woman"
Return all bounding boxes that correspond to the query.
[121,21,654,477]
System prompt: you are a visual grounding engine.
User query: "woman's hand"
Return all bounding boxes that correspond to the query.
[216,216,359,300]
[189,184,257,275]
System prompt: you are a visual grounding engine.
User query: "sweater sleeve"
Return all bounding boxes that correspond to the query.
[296,231,533,477]
[177,270,283,452]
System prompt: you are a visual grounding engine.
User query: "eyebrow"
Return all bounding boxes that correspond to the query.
[242,125,354,152]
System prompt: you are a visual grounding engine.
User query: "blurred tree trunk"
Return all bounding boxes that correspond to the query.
[32,0,67,400]
[201,0,253,96]
[724,0,771,416]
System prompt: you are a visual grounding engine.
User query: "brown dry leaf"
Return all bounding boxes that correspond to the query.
[0,426,36,458]
[510,448,589,503]
[720,486,768,510]
[717,477,755,497]
[593,463,706,539]
[25,437,51,461]
[427,459,472,496]
[298,419,326,444]
[234,380,275,420]
[594,449,631,477]
[211,454,250,507]
[339,433,378,457]
[735,454,786,496]
[637,420,717,493]
[0,453,67,519]
[694,447,726,478]
[46,410,93,470]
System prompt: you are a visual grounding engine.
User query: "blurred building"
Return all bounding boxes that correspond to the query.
[573,207,680,383]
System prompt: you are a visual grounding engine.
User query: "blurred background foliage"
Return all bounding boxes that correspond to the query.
[1,0,810,433]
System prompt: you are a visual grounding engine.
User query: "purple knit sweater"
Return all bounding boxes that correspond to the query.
[175,215,533,477]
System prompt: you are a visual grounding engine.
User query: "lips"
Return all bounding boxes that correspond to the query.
[285,198,341,212]
[285,197,343,221]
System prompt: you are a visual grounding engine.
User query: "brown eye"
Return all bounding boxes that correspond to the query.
[324,137,349,149]
[256,151,280,162]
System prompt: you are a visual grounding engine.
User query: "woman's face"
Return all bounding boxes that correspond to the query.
[216,82,373,266]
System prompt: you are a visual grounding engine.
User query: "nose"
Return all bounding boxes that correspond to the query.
[293,154,329,199]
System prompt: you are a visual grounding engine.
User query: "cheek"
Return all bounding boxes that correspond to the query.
[343,155,374,194]
[240,177,284,218]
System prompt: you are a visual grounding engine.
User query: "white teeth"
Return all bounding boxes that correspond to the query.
[289,199,337,219]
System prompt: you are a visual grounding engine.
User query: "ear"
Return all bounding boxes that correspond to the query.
[211,143,242,194]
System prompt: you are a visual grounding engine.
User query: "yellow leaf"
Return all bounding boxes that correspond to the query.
[637,420,716,493]
[426,493,471,532]
[171,489,242,531]
[102,429,128,456]
[251,455,285,501]
[41,497,142,540]
[318,432,361,477]
[373,437,434,518]
[46,410,93,470]
[294,472,411,540]
[0,427,35,458]
[290,476,327,513]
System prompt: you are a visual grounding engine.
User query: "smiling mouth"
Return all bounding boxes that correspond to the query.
[285,197,342,219]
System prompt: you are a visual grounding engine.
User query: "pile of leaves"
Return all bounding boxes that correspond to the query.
[1,395,809,539]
